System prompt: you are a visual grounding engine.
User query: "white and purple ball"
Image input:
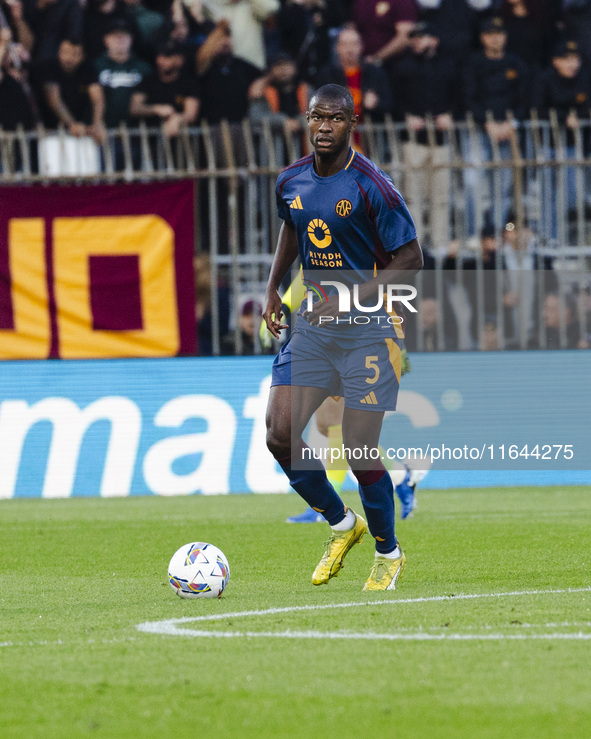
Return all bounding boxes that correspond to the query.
[168,542,230,599]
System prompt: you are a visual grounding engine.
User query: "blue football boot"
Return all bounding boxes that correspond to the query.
[395,469,416,520]
[286,507,326,524]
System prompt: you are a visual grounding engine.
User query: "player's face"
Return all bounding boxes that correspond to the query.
[307,99,357,157]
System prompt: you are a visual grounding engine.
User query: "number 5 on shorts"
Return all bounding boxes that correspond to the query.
[365,355,379,385]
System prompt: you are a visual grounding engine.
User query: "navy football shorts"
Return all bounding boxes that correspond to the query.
[271,325,403,412]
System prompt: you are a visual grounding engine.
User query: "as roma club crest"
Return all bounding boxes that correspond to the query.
[335,199,352,217]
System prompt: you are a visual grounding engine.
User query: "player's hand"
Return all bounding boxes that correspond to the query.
[263,290,288,339]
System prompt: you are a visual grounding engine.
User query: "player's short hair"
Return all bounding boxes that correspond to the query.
[310,84,355,118]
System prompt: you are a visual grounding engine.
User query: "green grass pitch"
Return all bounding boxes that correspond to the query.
[1,488,590,738]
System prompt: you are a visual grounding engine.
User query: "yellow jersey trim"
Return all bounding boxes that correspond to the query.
[344,149,356,170]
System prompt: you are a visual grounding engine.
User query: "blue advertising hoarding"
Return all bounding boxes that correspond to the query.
[0,352,589,498]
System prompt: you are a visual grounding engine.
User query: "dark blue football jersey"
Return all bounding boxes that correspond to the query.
[276,148,416,280]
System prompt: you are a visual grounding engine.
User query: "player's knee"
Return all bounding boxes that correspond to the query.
[266,427,290,460]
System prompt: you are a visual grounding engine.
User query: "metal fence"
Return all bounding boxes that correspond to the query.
[1,114,590,354]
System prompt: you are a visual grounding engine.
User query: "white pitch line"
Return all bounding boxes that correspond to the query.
[0,636,139,650]
[138,628,591,642]
[136,586,591,641]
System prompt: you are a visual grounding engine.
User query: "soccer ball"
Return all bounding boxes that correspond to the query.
[168,542,230,599]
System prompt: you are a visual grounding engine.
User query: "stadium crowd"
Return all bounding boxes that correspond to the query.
[1,0,591,138]
[2,0,590,356]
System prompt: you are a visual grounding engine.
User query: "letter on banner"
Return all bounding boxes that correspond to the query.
[143,395,236,495]
[0,219,50,358]
[243,378,290,493]
[53,216,179,358]
[0,397,141,498]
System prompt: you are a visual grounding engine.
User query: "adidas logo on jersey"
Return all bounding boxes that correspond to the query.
[360,391,378,405]
[290,195,303,209]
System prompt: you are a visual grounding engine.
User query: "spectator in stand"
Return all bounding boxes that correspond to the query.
[277,0,342,83]
[1,2,34,91]
[221,298,270,355]
[501,211,556,347]
[463,15,530,227]
[249,53,310,130]
[443,223,513,348]
[316,26,392,121]
[392,21,457,248]
[535,292,582,349]
[168,0,215,65]
[532,38,591,240]
[404,296,449,351]
[94,18,151,128]
[196,19,261,254]
[194,253,230,356]
[40,40,106,143]
[0,26,35,131]
[415,0,489,63]
[533,39,591,128]
[352,0,417,72]
[84,0,143,63]
[130,39,199,136]
[464,15,529,130]
[249,53,310,156]
[562,0,591,67]
[499,0,558,67]
[23,0,83,62]
[196,19,261,123]
[199,0,279,71]
[1,0,35,54]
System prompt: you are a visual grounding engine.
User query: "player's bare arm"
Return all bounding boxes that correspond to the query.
[357,237,423,302]
[263,222,298,339]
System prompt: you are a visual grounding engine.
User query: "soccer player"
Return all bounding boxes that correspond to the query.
[263,84,422,591]
[259,272,420,521]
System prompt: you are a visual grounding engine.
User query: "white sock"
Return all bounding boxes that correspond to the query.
[377,546,400,559]
[331,507,356,532]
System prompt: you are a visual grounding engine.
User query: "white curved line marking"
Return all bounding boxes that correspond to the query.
[136,587,591,641]
[138,628,591,641]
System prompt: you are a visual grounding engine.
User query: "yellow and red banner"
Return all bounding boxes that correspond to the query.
[0,182,196,359]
